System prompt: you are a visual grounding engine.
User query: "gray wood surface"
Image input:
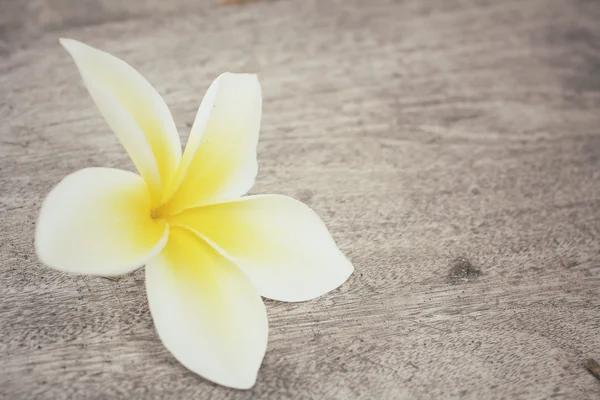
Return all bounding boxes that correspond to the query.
[1,0,600,398]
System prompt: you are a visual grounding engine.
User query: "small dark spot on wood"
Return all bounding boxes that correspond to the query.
[185,121,192,128]
[448,257,481,283]
[559,258,576,268]
[585,358,600,381]
[407,361,419,370]
[443,110,481,124]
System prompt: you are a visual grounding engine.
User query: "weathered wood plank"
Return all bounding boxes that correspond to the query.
[1,0,599,398]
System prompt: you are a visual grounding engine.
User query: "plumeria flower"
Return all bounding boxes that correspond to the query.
[34,39,353,389]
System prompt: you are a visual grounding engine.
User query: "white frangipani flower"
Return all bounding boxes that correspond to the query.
[35,39,354,389]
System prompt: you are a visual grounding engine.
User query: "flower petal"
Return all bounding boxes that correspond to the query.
[35,168,168,276]
[168,195,354,302]
[60,38,181,205]
[145,227,267,389]
[163,73,261,213]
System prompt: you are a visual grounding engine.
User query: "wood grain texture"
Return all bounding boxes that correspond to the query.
[1,0,600,398]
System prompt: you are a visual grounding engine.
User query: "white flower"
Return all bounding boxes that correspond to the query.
[35,39,354,389]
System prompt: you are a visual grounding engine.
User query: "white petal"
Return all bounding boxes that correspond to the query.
[35,168,168,276]
[146,227,267,389]
[60,38,181,205]
[163,73,261,213]
[168,195,354,302]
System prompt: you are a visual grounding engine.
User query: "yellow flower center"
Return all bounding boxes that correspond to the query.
[151,203,169,221]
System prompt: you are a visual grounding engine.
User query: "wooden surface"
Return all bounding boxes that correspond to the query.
[1,0,600,398]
